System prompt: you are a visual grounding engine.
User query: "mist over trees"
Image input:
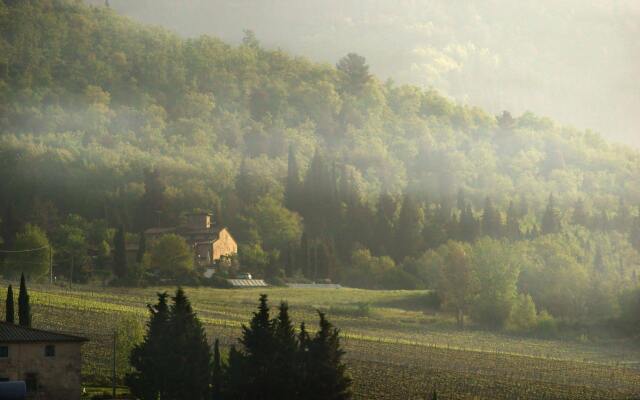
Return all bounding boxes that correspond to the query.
[87,0,640,148]
[1,0,640,333]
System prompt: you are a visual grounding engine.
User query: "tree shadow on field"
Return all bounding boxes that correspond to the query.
[372,292,441,312]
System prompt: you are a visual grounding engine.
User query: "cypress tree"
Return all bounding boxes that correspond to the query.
[541,194,561,235]
[126,292,171,400]
[211,339,223,400]
[0,204,20,262]
[5,285,14,324]
[458,205,479,243]
[481,197,502,238]
[393,194,424,261]
[165,288,211,400]
[227,294,276,398]
[373,192,397,256]
[614,197,631,233]
[630,207,640,253]
[137,168,166,231]
[431,390,438,400]
[572,199,589,227]
[505,201,521,240]
[456,188,466,211]
[113,225,128,278]
[136,232,146,264]
[300,312,352,400]
[285,144,301,212]
[18,273,30,327]
[272,302,299,399]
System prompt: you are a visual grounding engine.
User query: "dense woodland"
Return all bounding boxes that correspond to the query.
[1,0,640,334]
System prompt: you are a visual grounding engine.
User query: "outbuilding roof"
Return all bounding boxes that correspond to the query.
[227,279,268,288]
[0,322,88,343]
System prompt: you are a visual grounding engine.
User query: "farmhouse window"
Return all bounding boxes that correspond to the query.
[45,345,56,357]
[0,346,8,358]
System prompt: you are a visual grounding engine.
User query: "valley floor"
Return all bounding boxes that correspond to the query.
[9,283,640,399]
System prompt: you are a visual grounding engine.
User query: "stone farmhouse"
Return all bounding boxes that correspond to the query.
[145,212,238,267]
[0,322,88,400]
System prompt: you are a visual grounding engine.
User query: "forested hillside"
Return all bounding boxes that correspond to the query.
[1,0,640,333]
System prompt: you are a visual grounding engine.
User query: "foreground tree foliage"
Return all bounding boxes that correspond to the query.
[219,295,352,400]
[127,291,350,400]
[126,289,211,400]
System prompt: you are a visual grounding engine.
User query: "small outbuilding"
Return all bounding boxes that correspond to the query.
[0,322,88,400]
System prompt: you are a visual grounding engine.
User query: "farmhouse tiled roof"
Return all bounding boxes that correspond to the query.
[0,322,88,343]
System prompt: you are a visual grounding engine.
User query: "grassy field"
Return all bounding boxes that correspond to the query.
[6,282,640,399]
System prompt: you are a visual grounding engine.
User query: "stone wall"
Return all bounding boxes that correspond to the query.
[0,342,83,400]
[212,228,238,260]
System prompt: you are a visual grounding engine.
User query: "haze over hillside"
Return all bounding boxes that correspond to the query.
[89,0,640,147]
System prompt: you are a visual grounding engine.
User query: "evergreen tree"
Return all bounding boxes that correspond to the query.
[481,197,502,238]
[572,199,589,226]
[0,204,20,259]
[541,194,561,235]
[596,209,610,232]
[284,144,301,213]
[301,149,339,241]
[458,205,479,243]
[5,285,14,324]
[393,194,424,261]
[136,232,146,264]
[227,293,277,399]
[431,390,438,400]
[630,207,640,253]
[113,225,128,279]
[126,292,171,400]
[614,197,631,233]
[211,339,223,400]
[336,53,371,95]
[373,192,397,256]
[505,201,521,240]
[18,273,30,327]
[422,205,445,250]
[316,238,338,280]
[300,311,352,400]
[272,302,299,399]
[165,288,212,400]
[456,188,466,211]
[137,168,166,231]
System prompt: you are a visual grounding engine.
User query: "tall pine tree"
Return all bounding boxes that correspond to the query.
[541,194,561,235]
[272,302,300,399]
[505,201,521,240]
[284,144,301,213]
[227,293,277,398]
[126,292,171,400]
[137,168,166,231]
[393,194,424,261]
[113,225,128,279]
[211,339,223,400]
[572,199,589,226]
[18,273,30,327]
[481,197,502,238]
[5,285,14,324]
[136,232,146,264]
[165,288,212,400]
[300,311,352,400]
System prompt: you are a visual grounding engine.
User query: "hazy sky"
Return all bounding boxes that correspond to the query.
[95,0,639,147]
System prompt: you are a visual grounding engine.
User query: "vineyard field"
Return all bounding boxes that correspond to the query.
[6,282,640,399]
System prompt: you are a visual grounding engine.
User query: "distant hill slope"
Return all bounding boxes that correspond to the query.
[0,0,638,217]
[85,0,640,147]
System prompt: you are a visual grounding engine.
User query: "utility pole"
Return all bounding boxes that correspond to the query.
[112,330,117,399]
